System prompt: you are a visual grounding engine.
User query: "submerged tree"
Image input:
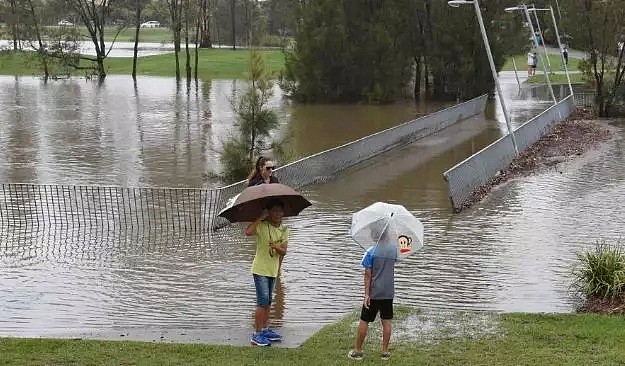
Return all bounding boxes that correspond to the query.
[66,0,124,81]
[219,50,279,183]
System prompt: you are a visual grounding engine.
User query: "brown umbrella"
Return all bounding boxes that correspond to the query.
[218,183,312,223]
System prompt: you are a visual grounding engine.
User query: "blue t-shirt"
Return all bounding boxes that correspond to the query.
[361,246,396,300]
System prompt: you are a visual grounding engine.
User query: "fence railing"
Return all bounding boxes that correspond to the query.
[442,95,575,212]
[0,184,217,235]
[0,95,488,235]
[211,94,488,229]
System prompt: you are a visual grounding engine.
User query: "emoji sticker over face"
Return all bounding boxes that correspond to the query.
[398,235,412,254]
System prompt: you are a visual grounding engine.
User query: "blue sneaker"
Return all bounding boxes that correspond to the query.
[261,328,282,342]
[250,333,271,347]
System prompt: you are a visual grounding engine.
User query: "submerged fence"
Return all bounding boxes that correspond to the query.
[0,184,217,235]
[443,95,575,212]
[0,95,487,235]
[211,94,487,229]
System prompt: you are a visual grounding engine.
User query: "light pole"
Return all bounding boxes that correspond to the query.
[533,5,574,97]
[511,57,522,89]
[531,5,551,69]
[505,4,557,104]
[448,0,519,155]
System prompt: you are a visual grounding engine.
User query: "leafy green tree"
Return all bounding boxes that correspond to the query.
[283,0,525,103]
[560,0,625,116]
[220,50,279,183]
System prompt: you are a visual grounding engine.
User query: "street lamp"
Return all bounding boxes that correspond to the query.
[505,5,557,104]
[448,0,519,155]
[531,6,551,69]
[529,6,574,97]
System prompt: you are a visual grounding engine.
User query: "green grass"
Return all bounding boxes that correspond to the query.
[0,49,286,80]
[45,26,173,43]
[527,72,586,85]
[503,53,582,73]
[2,309,625,365]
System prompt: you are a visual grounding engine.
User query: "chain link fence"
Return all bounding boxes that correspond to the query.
[0,95,487,236]
[0,184,217,236]
[443,95,575,212]
[210,95,488,229]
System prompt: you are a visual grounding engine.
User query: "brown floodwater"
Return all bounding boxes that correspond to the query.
[1,74,623,346]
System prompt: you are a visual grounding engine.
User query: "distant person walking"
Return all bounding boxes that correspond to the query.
[247,156,279,187]
[562,45,569,66]
[527,51,537,76]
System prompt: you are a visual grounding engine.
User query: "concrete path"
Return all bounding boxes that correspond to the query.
[40,323,326,348]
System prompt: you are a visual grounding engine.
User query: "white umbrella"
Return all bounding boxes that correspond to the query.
[350,202,424,261]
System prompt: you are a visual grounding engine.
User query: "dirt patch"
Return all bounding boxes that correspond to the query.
[457,108,618,212]
[577,297,625,315]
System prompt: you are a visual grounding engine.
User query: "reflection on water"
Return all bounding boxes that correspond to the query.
[1,73,623,342]
[0,76,435,187]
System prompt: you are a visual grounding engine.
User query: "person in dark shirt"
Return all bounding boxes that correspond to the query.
[247,156,279,187]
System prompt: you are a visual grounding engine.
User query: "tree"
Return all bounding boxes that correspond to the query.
[132,0,150,80]
[166,0,183,81]
[66,0,124,81]
[283,0,525,103]
[561,0,625,116]
[197,0,213,48]
[24,0,48,79]
[219,50,279,183]
[230,0,236,49]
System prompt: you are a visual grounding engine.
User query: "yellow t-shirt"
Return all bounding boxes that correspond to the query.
[251,221,289,277]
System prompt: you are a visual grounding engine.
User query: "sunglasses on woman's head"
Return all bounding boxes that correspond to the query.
[265,166,275,170]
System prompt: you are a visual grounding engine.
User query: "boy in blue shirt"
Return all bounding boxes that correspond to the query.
[349,231,397,361]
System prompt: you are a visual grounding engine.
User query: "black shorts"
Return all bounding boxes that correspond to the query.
[360,299,393,322]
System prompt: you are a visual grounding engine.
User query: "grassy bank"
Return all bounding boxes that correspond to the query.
[2,309,625,365]
[0,49,286,79]
[502,53,582,73]
[42,26,172,43]
[528,72,586,84]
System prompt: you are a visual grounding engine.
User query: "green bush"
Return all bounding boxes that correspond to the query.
[573,240,625,300]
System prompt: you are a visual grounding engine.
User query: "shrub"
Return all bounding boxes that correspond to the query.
[573,240,625,300]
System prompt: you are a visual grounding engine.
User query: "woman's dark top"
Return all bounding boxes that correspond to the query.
[247,175,279,187]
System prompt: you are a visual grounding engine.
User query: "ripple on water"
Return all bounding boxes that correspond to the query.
[1,78,623,340]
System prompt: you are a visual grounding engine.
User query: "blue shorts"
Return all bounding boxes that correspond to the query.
[253,274,276,307]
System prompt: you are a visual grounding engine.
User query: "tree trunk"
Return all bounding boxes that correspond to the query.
[97,56,106,81]
[95,14,107,81]
[185,2,192,81]
[231,0,236,50]
[414,56,421,99]
[423,57,430,95]
[9,0,19,51]
[244,0,250,46]
[26,0,48,80]
[195,3,201,81]
[174,46,180,81]
[198,0,212,48]
[132,1,142,80]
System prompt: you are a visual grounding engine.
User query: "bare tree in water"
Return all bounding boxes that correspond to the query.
[166,0,183,81]
[66,0,124,81]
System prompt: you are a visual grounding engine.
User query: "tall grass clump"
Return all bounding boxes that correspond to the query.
[573,240,625,301]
